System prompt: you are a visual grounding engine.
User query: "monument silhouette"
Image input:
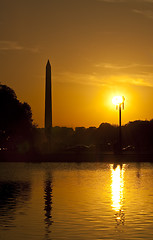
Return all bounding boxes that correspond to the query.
[45,60,52,129]
[44,173,53,239]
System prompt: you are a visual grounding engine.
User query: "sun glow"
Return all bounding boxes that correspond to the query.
[112,96,124,106]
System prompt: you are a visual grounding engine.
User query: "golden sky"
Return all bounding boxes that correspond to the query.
[1,0,153,128]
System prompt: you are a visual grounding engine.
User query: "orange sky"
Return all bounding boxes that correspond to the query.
[1,0,153,128]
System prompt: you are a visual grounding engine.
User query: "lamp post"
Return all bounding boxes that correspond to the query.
[112,96,125,153]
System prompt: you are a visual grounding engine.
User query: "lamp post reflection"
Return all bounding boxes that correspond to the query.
[111,164,125,225]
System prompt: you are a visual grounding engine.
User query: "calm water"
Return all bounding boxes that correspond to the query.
[0,161,153,240]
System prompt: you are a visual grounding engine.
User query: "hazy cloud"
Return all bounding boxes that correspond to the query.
[55,71,153,88]
[55,72,107,87]
[0,41,38,52]
[95,63,137,70]
[97,0,126,2]
[133,9,153,19]
[116,75,153,87]
[97,0,153,3]
[0,41,23,50]
[93,63,153,87]
[95,63,153,70]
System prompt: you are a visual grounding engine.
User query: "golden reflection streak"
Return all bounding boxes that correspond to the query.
[110,164,125,225]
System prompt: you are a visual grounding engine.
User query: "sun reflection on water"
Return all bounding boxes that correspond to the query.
[111,164,125,225]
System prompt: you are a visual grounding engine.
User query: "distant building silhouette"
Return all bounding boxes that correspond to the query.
[45,60,52,129]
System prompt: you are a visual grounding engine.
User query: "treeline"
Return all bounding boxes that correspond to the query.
[1,83,153,153]
[57,120,153,151]
[34,120,153,153]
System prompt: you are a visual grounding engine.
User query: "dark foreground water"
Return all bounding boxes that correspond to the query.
[0,160,153,240]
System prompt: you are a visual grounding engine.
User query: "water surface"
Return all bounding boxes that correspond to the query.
[0,161,153,239]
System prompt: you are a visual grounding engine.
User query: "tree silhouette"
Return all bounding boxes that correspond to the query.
[0,84,34,151]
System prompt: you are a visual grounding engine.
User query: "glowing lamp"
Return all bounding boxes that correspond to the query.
[112,96,125,110]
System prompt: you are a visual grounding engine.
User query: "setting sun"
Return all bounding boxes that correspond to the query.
[112,96,125,106]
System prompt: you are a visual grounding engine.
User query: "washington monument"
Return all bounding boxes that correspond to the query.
[45,60,52,129]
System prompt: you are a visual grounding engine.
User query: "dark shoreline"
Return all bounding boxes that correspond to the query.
[0,151,153,163]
